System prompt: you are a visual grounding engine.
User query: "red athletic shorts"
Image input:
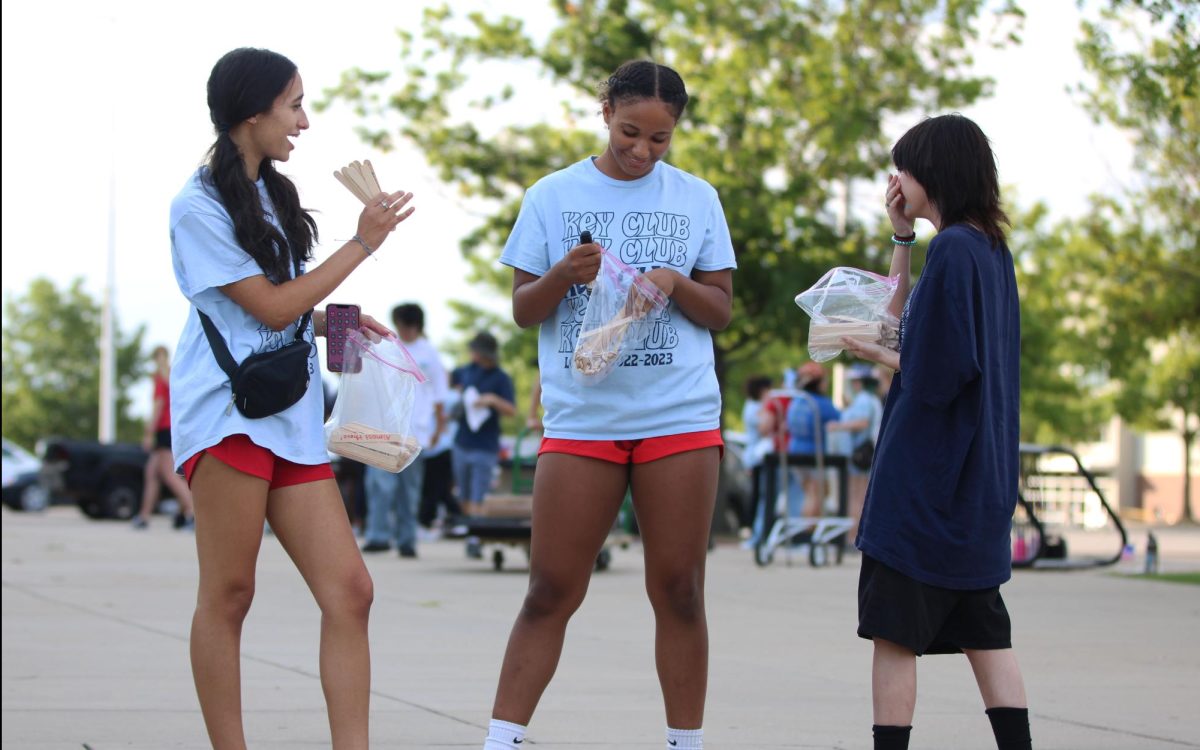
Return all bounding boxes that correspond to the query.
[183,434,334,489]
[538,428,724,465]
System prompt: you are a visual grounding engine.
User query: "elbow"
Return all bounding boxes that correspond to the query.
[512,306,542,329]
[266,315,294,333]
[709,311,733,332]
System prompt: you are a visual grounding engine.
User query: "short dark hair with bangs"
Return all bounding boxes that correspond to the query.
[891,114,1009,246]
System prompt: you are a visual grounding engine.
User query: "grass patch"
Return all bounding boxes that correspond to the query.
[1121,571,1200,586]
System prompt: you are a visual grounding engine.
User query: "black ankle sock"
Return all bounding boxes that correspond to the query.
[872,724,911,750]
[986,707,1032,750]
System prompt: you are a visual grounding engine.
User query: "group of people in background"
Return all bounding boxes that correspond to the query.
[739,360,886,546]
[155,45,1030,750]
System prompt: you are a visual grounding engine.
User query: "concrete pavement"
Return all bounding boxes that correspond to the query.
[3,507,1198,749]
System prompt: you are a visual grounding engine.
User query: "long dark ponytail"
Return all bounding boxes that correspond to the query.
[205,48,317,282]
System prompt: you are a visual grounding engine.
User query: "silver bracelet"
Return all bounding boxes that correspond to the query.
[351,234,375,257]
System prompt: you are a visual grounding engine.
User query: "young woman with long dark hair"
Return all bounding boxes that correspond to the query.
[169,47,414,749]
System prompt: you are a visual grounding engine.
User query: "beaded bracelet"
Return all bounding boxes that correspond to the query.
[891,233,917,246]
[350,232,372,255]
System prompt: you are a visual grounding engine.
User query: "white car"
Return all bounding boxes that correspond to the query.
[2,438,48,511]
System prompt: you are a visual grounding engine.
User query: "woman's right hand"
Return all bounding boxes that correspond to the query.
[885,174,914,237]
[553,240,602,286]
[357,190,416,250]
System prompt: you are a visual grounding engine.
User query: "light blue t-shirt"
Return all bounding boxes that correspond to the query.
[500,157,736,440]
[168,168,326,470]
[841,390,883,450]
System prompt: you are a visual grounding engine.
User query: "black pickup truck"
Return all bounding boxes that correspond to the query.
[37,438,172,520]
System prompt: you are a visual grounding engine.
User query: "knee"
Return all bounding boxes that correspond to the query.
[520,575,586,622]
[648,570,705,624]
[200,579,256,624]
[322,569,374,622]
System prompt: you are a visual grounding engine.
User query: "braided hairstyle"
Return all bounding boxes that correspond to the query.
[205,48,317,282]
[891,114,1009,246]
[599,60,689,119]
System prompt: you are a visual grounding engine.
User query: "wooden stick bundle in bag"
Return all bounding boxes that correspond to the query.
[328,421,420,472]
[573,314,635,376]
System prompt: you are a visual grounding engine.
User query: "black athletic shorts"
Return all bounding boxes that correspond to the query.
[857,554,1012,656]
[154,428,172,450]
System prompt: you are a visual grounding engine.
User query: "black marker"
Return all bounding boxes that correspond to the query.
[580,231,592,245]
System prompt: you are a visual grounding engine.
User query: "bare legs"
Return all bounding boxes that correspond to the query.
[872,638,1028,726]
[490,454,628,723]
[631,448,719,727]
[136,448,194,523]
[189,457,372,749]
[490,447,720,729]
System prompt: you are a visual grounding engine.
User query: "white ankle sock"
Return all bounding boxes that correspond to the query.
[667,726,703,748]
[484,718,527,749]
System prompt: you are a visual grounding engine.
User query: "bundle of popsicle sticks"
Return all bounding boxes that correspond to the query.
[809,318,900,351]
[328,421,421,472]
[573,314,635,376]
[333,160,385,205]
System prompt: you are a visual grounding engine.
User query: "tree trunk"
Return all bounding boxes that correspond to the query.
[1182,422,1195,524]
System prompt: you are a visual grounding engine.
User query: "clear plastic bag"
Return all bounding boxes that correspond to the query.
[794,267,900,363]
[325,330,427,472]
[572,250,669,385]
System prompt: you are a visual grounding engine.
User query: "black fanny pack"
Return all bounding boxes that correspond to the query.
[199,309,314,419]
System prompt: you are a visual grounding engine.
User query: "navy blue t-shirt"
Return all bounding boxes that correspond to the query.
[856,224,1020,589]
[452,363,515,453]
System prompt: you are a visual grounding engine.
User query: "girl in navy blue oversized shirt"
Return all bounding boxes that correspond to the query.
[841,114,1032,750]
[858,223,1020,589]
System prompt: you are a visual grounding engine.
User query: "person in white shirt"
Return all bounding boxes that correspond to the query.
[361,303,450,557]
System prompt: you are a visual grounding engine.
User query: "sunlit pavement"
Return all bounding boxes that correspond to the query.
[3,506,1198,749]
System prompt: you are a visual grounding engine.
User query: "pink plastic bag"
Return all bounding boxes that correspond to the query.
[325,330,427,472]
[572,250,669,385]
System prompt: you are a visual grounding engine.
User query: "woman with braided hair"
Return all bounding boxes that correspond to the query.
[169,47,414,749]
[483,59,736,750]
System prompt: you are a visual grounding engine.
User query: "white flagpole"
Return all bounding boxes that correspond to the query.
[98,29,117,443]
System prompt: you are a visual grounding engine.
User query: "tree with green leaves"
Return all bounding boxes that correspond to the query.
[1,278,146,449]
[321,0,1024,411]
[1007,203,1113,445]
[1075,0,1198,521]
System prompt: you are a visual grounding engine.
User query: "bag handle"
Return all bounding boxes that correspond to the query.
[345,329,428,382]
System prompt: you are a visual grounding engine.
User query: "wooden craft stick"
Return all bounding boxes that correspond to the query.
[341,166,374,203]
[350,160,379,198]
[363,159,382,195]
[349,161,368,193]
[334,170,370,204]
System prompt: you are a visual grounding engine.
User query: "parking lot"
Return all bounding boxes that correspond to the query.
[3,506,1199,749]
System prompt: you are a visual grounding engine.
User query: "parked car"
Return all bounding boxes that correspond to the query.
[38,437,174,520]
[2,438,51,512]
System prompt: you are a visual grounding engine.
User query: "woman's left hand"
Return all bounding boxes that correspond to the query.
[641,268,679,297]
[841,336,900,372]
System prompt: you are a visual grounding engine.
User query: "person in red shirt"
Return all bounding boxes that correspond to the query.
[132,346,195,529]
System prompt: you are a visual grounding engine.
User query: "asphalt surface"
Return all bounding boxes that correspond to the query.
[3,507,1199,749]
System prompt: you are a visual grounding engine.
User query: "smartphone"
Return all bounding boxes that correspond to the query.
[325,303,362,373]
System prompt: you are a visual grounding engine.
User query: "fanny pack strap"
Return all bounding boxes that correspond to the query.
[197,251,312,380]
[198,308,312,380]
